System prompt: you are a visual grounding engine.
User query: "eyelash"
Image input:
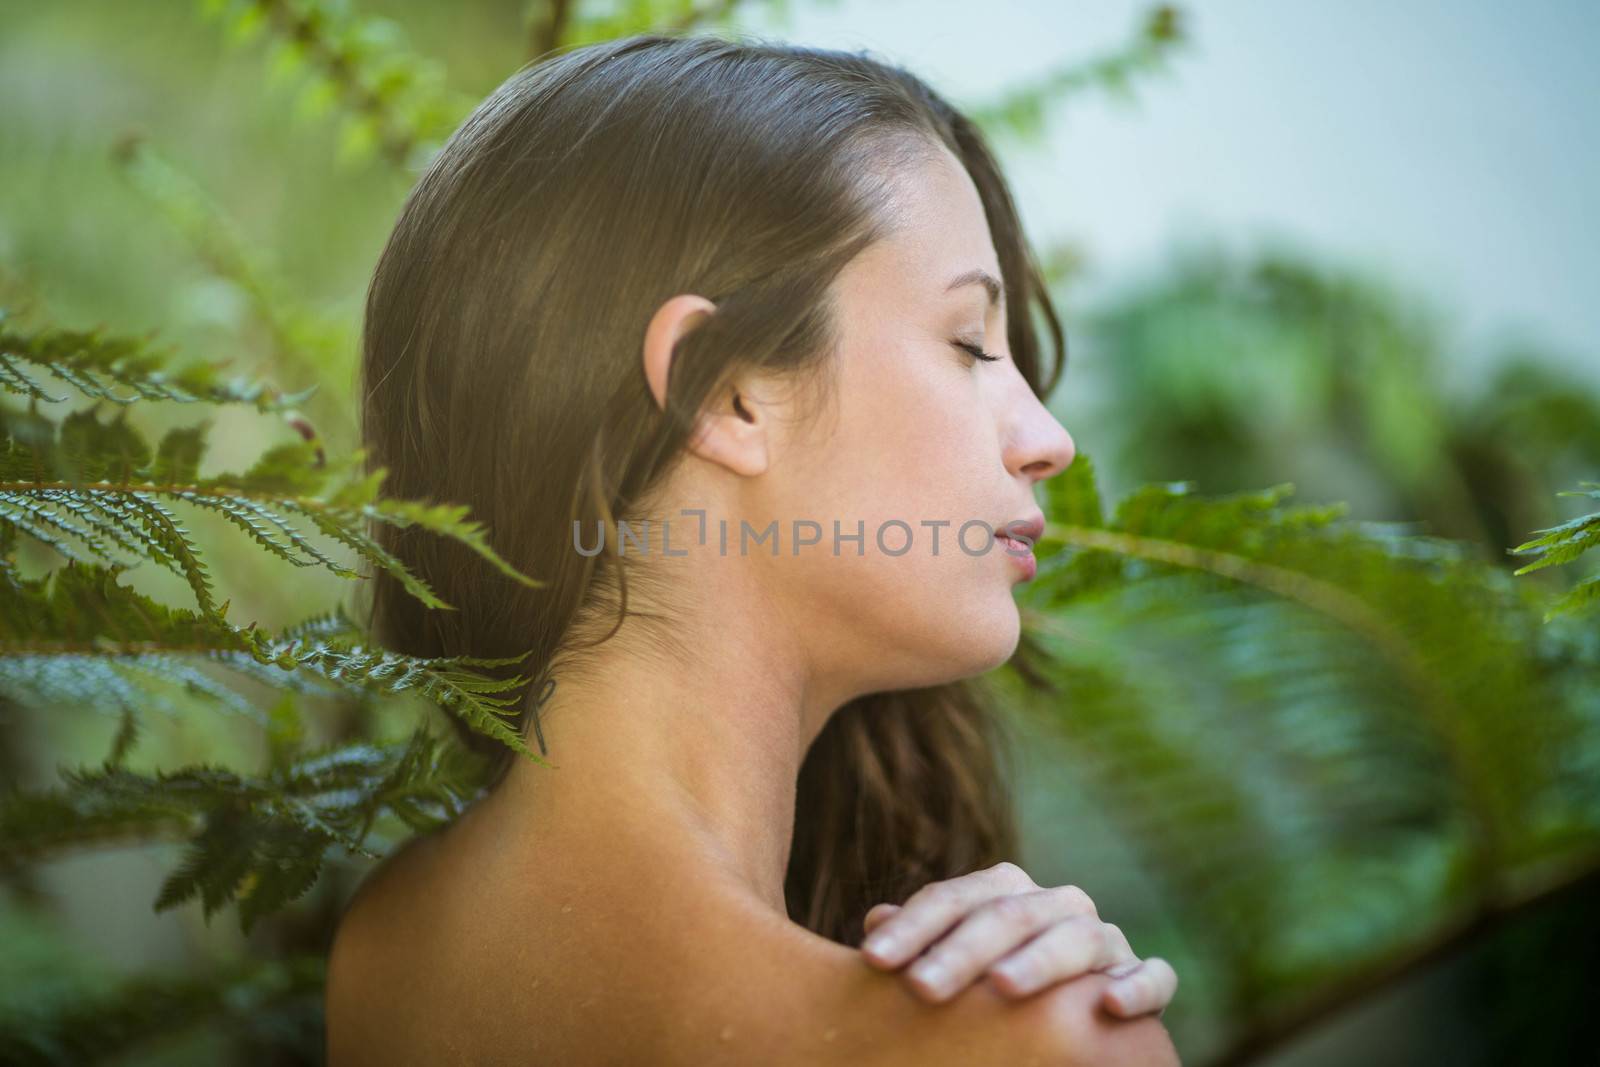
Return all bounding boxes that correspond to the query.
[953,340,1002,364]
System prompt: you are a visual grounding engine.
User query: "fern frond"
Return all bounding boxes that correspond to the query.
[1001,452,1600,1019]
[127,491,223,618]
[0,492,103,565]
[1510,481,1600,620]
[242,634,544,766]
[34,488,151,564]
[0,782,197,871]
[362,495,544,594]
[108,653,274,725]
[1,727,480,932]
[173,489,330,571]
[0,310,317,412]
[277,604,365,643]
[3,406,543,616]
[0,561,545,766]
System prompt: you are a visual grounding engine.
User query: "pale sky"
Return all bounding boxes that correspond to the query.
[747,0,1600,382]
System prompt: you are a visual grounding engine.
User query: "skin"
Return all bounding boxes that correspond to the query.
[325,141,1180,1065]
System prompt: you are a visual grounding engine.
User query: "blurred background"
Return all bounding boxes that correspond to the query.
[2,1,1597,1064]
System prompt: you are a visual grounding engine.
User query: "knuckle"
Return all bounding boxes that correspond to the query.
[991,860,1038,889]
[987,893,1035,927]
[1031,922,1081,968]
[1105,958,1143,980]
[1063,915,1105,957]
[1056,884,1097,916]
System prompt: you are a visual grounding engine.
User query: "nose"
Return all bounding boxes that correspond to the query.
[1003,394,1075,485]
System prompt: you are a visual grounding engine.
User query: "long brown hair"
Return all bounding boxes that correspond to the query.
[358,32,1066,946]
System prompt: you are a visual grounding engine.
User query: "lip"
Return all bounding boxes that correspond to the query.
[999,512,1046,546]
[998,536,1037,581]
[995,511,1044,582]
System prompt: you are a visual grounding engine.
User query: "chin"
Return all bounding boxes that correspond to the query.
[984,615,1024,670]
[945,588,1023,677]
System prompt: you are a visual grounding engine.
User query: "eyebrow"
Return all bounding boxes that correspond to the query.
[945,268,1004,310]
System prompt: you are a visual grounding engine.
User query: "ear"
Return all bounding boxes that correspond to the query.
[642,293,771,478]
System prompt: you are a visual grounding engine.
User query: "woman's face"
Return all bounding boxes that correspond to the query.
[744,141,1077,698]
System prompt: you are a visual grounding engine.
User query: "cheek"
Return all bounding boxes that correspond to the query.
[814,341,997,519]
[763,350,1022,683]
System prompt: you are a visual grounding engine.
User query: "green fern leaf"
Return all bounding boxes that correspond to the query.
[0,311,318,412]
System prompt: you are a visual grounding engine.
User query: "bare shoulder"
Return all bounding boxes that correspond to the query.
[324,830,1180,1066]
[651,888,1182,1067]
[324,827,459,1066]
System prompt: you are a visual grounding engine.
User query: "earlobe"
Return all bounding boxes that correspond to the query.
[686,386,769,478]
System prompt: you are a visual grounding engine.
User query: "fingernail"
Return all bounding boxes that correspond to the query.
[863,934,899,959]
[911,959,950,995]
[1108,979,1140,1009]
[992,959,1037,991]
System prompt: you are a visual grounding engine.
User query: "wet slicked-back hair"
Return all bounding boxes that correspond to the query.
[359,31,1066,945]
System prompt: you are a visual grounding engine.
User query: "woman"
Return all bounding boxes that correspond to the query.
[327,31,1180,1065]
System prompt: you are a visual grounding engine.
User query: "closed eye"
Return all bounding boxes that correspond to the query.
[953,340,1002,364]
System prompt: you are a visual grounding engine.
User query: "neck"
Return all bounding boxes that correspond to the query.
[489,560,854,915]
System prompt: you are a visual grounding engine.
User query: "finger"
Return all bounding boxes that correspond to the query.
[861,903,901,939]
[861,861,1037,968]
[899,887,1098,1002]
[984,917,1128,998]
[1096,919,1140,971]
[1102,957,1179,1018]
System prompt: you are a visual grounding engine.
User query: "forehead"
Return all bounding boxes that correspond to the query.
[841,144,1003,311]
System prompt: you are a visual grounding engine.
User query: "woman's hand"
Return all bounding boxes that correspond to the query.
[858,861,1177,1018]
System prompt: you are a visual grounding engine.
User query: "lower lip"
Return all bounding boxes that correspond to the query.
[997,535,1037,581]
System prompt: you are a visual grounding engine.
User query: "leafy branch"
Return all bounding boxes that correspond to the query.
[966,4,1188,141]
[2,315,541,622]
[0,310,317,411]
[1,725,481,933]
[107,135,356,432]
[198,0,472,169]
[996,452,1599,1040]
[1,312,555,935]
[0,554,547,767]
[1509,481,1600,621]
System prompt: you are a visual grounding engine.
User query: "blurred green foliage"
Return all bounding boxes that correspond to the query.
[1,2,1596,1065]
